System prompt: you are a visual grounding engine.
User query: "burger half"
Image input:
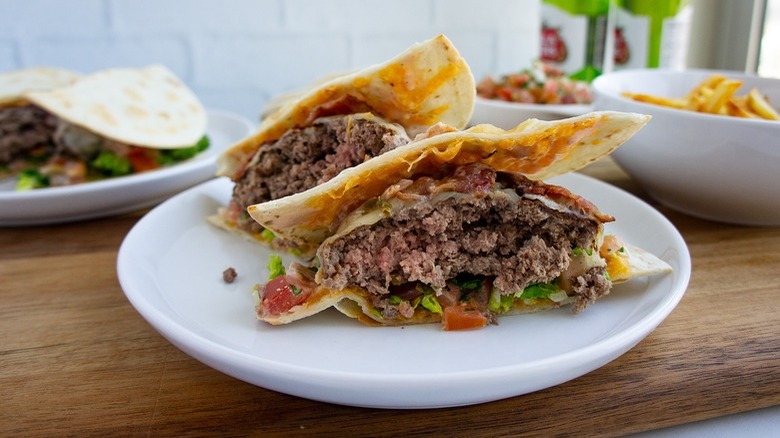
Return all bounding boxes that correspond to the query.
[209,35,476,256]
[0,65,208,189]
[245,111,672,330]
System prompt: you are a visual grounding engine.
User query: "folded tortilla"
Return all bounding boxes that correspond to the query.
[216,34,475,180]
[25,65,206,149]
[1,65,208,187]
[247,111,672,330]
[0,67,81,106]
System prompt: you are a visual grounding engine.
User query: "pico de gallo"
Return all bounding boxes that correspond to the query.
[477,61,593,105]
[14,135,210,190]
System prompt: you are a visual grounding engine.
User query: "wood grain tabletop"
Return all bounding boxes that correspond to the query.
[2,157,779,437]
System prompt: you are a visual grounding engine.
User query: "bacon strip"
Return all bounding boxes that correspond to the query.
[378,162,613,223]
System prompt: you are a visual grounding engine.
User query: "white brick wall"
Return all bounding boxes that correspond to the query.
[0,0,540,120]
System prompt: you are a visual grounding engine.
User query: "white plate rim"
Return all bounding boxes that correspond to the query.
[117,173,691,407]
[475,96,593,117]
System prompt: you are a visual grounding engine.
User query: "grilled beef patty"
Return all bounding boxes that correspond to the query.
[317,165,610,313]
[0,105,57,164]
[231,115,409,232]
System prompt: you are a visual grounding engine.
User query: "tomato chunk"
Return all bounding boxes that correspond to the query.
[599,234,625,257]
[224,200,243,223]
[260,275,309,317]
[441,306,488,331]
[127,148,160,172]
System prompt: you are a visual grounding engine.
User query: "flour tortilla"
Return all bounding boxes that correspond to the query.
[0,67,81,106]
[25,65,206,149]
[258,282,560,326]
[248,111,650,248]
[217,34,476,180]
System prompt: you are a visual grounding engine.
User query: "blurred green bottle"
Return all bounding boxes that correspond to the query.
[613,0,692,69]
[540,0,613,82]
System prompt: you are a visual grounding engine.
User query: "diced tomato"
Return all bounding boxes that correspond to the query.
[127,148,160,172]
[259,275,310,317]
[441,306,488,331]
[495,87,513,101]
[64,160,87,183]
[224,200,243,223]
[599,235,625,257]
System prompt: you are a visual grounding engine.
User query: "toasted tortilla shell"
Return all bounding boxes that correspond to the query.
[331,291,559,327]
[0,67,81,107]
[610,243,673,283]
[217,34,475,180]
[259,284,556,326]
[248,111,650,248]
[25,65,206,148]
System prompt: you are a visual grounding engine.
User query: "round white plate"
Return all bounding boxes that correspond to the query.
[471,96,593,129]
[0,109,253,226]
[117,173,690,409]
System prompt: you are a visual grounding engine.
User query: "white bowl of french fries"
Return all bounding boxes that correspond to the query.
[592,68,780,226]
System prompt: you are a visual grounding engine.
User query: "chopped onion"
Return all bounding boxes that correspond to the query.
[549,290,571,303]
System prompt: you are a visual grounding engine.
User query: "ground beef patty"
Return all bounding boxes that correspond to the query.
[317,193,607,306]
[0,105,57,164]
[233,115,408,206]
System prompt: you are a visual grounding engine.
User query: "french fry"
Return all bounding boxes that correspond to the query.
[685,74,725,102]
[684,94,704,111]
[747,88,780,120]
[623,74,779,122]
[700,79,741,114]
[621,92,687,109]
[726,96,760,118]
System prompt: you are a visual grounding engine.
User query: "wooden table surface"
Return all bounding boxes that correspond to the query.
[2,157,779,437]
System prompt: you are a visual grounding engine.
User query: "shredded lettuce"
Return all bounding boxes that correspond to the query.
[388,295,402,305]
[420,294,443,314]
[260,228,275,242]
[449,274,482,290]
[16,169,49,190]
[488,288,514,313]
[157,135,210,165]
[489,282,563,313]
[518,282,560,300]
[267,254,286,280]
[572,246,593,256]
[91,151,131,176]
[411,284,443,314]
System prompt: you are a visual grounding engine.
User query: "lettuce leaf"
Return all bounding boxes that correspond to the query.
[267,254,286,280]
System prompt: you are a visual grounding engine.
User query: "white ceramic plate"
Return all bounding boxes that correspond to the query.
[0,109,253,226]
[470,96,593,129]
[117,174,690,409]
